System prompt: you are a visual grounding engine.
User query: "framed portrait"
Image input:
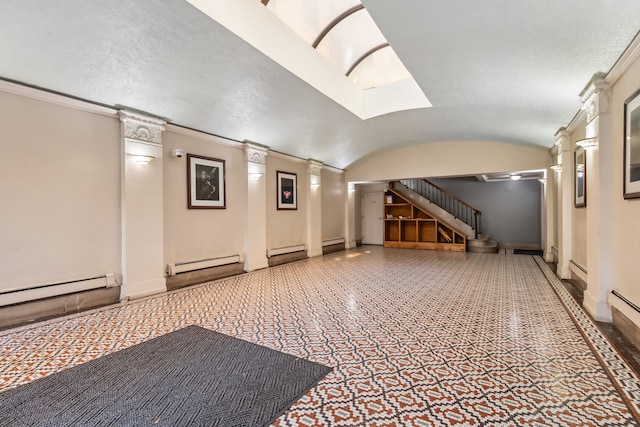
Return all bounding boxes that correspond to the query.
[574,146,586,207]
[187,154,226,209]
[624,88,640,199]
[277,171,297,210]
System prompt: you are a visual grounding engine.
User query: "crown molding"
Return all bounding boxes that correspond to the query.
[606,30,640,86]
[0,78,117,117]
[322,164,345,174]
[164,124,244,149]
[564,108,587,135]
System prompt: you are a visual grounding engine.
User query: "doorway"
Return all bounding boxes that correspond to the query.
[362,192,383,245]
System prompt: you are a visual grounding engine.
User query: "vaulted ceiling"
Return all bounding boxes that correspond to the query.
[1,0,639,169]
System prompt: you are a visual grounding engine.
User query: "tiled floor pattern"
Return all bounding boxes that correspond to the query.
[1,247,639,426]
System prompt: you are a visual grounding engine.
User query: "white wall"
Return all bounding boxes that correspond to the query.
[163,130,245,267]
[0,92,121,290]
[346,141,550,183]
[266,155,307,251]
[430,178,542,246]
[321,169,345,242]
[612,52,640,309]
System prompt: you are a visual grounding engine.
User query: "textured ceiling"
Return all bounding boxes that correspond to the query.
[1,0,639,169]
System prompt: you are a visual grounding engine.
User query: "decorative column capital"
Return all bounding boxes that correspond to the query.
[580,80,611,123]
[554,128,571,152]
[244,142,268,165]
[308,159,323,176]
[119,110,166,145]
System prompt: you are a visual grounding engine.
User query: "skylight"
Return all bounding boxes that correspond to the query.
[186,0,430,119]
[263,0,417,91]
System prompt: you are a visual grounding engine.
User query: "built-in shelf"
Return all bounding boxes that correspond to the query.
[383,188,466,251]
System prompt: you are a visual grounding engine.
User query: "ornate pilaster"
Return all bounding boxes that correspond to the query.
[121,111,165,144]
[243,142,269,271]
[580,80,611,126]
[309,160,323,178]
[119,111,167,300]
[245,142,268,166]
[580,79,613,322]
[120,111,165,160]
[555,129,572,279]
[307,160,323,258]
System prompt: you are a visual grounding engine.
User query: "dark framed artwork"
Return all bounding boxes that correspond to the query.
[574,146,586,207]
[277,171,297,210]
[624,88,640,199]
[187,154,226,209]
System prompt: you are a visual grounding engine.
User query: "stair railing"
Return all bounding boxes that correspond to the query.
[399,178,482,238]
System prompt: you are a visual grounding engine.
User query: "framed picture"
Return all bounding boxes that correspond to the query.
[624,88,640,199]
[574,146,586,207]
[187,154,226,209]
[277,171,297,210]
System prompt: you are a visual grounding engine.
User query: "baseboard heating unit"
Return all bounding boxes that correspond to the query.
[322,238,345,247]
[167,254,242,276]
[267,244,306,258]
[0,274,117,307]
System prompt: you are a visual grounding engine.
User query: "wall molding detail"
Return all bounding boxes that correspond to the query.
[119,111,166,145]
[245,142,269,165]
[580,80,611,123]
[606,31,640,86]
[165,124,244,149]
[0,79,118,117]
[309,159,323,176]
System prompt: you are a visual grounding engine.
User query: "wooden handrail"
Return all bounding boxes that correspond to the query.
[420,179,481,215]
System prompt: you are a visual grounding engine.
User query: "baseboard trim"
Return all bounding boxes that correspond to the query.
[166,263,245,291]
[268,250,308,267]
[0,287,120,330]
[612,306,640,355]
[322,243,345,255]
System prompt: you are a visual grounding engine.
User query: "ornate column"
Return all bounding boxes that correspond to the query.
[244,143,269,271]
[307,160,323,258]
[345,182,357,249]
[581,79,613,321]
[544,144,560,262]
[555,129,573,279]
[119,111,166,299]
[543,144,558,263]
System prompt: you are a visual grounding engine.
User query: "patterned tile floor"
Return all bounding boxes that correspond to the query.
[1,247,640,426]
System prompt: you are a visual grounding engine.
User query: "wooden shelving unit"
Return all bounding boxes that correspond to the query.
[383,190,466,251]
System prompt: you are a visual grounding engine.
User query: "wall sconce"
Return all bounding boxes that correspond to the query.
[310,183,320,189]
[576,138,597,150]
[550,164,562,171]
[131,155,155,165]
[248,172,263,180]
[510,174,521,181]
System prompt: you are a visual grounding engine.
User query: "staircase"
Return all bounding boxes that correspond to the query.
[395,179,498,253]
[466,234,499,253]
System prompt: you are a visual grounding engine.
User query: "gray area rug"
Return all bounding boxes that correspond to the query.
[0,325,332,426]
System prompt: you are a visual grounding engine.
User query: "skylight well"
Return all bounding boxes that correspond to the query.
[186,0,430,119]
[263,0,419,91]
